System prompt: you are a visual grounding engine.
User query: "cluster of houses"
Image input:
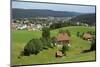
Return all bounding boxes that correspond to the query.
[11,17,73,31]
[11,20,43,31]
[76,22,89,27]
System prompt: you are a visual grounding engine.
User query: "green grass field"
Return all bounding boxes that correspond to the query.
[11,26,96,66]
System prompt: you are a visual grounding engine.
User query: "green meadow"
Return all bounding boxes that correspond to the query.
[11,26,96,65]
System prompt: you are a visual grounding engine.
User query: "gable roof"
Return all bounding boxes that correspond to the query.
[83,33,93,39]
[57,33,70,41]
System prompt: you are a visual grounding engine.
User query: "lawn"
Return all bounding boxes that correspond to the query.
[11,26,96,66]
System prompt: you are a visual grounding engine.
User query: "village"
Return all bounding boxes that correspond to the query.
[11,17,89,31]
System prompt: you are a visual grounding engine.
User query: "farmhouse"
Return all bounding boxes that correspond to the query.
[83,33,93,41]
[57,33,70,45]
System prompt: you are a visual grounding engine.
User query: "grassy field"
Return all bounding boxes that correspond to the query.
[11,26,96,66]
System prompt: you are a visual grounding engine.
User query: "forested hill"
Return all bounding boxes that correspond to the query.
[12,8,81,19]
[70,13,96,25]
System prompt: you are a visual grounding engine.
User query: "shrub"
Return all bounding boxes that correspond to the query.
[23,39,43,56]
[77,32,80,37]
[51,37,56,47]
[40,38,53,49]
[80,32,84,38]
[91,31,96,35]
[90,38,96,51]
[61,45,69,56]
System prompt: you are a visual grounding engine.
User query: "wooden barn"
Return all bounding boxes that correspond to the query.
[57,32,70,45]
[83,33,93,41]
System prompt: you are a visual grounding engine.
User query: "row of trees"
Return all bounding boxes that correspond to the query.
[70,13,96,26]
[49,21,91,30]
[50,21,79,30]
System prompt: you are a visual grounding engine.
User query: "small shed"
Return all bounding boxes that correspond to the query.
[55,51,63,57]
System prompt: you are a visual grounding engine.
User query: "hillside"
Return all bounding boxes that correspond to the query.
[12,26,95,66]
[70,13,96,25]
[12,8,81,19]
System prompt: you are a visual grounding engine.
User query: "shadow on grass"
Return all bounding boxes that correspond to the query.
[81,49,95,53]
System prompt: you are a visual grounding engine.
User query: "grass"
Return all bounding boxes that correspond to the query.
[12,30,42,44]
[11,26,96,66]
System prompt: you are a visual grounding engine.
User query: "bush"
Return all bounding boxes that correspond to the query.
[80,32,84,38]
[61,45,69,56]
[90,38,96,51]
[77,32,80,37]
[51,37,56,47]
[23,39,43,56]
[40,38,53,49]
[92,31,96,35]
